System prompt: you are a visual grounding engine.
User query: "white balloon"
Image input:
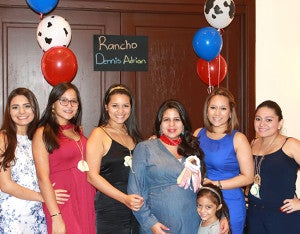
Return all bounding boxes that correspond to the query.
[37,15,72,51]
[204,0,235,29]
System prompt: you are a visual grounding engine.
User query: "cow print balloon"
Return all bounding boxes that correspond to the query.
[204,0,235,29]
[37,15,72,51]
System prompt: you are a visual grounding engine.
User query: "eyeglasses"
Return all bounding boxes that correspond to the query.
[58,98,79,107]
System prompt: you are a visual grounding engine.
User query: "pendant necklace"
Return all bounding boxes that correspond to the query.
[250,134,278,198]
[73,130,89,172]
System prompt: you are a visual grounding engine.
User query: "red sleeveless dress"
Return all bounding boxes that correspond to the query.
[43,125,96,234]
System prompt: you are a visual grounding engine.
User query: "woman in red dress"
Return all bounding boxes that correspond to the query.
[33,82,96,234]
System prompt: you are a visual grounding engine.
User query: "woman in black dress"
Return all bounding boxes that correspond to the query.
[86,84,144,233]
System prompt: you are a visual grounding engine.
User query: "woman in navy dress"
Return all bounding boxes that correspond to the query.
[247,100,300,234]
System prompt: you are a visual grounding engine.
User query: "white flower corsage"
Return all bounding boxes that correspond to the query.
[124,155,132,169]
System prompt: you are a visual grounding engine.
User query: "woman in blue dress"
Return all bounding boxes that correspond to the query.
[194,87,254,234]
[128,100,206,234]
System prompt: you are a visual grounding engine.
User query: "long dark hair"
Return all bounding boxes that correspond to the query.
[197,184,231,233]
[98,84,143,143]
[0,88,39,171]
[154,100,205,175]
[38,82,82,153]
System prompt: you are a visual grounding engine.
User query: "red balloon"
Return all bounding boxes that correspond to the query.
[196,54,227,86]
[41,46,78,86]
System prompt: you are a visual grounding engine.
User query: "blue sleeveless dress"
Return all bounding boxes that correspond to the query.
[247,138,300,234]
[197,128,246,234]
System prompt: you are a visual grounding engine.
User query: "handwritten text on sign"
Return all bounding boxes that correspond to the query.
[93,35,148,71]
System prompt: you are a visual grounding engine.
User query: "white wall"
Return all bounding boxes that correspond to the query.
[256,0,300,139]
[256,0,300,196]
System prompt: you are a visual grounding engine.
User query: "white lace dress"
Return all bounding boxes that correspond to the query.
[0,135,47,234]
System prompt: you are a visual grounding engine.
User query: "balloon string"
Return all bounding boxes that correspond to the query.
[40,13,43,20]
[217,55,221,88]
[207,61,213,94]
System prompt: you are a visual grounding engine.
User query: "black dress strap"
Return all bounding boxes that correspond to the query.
[100,127,113,140]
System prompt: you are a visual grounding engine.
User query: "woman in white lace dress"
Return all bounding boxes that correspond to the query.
[0,88,68,233]
[0,88,46,233]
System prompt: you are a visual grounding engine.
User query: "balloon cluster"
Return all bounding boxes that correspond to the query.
[26,0,78,86]
[192,0,235,91]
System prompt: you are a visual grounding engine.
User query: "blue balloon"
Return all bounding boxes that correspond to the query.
[192,27,223,61]
[26,0,59,14]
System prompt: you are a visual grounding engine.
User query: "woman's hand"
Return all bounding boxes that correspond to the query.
[52,215,66,234]
[151,222,170,234]
[203,178,215,186]
[54,189,70,205]
[281,196,300,213]
[124,194,144,211]
[52,183,70,205]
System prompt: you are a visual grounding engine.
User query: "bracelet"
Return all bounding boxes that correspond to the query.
[218,180,223,189]
[50,212,61,217]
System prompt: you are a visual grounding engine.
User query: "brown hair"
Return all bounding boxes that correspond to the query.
[203,87,239,134]
[0,88,39,171]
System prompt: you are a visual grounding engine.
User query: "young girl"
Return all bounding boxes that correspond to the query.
[197,184,231,234]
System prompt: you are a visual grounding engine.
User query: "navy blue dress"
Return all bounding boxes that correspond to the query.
[247,138,300,234]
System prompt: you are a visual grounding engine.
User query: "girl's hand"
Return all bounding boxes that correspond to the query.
[151,222,170,234]
[281,196,300,213]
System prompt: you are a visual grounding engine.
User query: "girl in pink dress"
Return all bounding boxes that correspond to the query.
[33,82,96,234]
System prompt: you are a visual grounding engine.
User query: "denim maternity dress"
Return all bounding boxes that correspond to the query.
[128,138,200,234]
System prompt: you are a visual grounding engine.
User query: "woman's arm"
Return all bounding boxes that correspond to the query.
[0,166,43,201]
[32,127,65,233]
[127,142,159,231]
[86,127,143,211]
[204,132,254,189]
[0,132,43,201]
[193,127,202,137]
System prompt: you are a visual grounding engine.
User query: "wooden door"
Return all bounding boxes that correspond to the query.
[121,2,255,138]
[0,5,120,135]
[0,0,255,139]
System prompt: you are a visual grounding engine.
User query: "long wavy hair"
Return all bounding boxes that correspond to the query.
[98,84,143,143]
[38,82,82,153]
[0,88,39,171]
[154,99,205,175]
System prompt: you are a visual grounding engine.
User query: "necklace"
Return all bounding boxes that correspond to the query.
[160,134,182,146]
[108,123,128,135]
[250,134,278,198]
[73,130,89,172]
[107,124,134,171]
